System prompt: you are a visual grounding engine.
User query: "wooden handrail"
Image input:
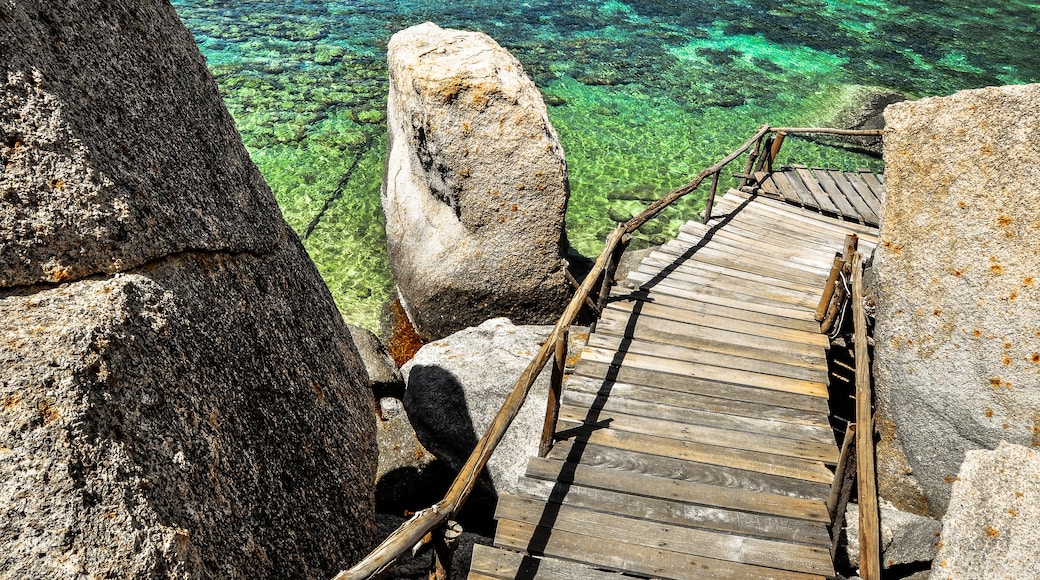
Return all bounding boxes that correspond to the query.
[852,251,881,579]
[335,123,887,579]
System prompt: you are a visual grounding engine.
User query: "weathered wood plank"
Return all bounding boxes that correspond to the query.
[572,359,831,414]
[792,164,851,217]
[661,237,833,281]
[512,476,832,547]
[635,252,826,297]
[843,171,882,224]
[564,375,832,429]
[548,424,835,484]
[711,196,878,247]
[494,519,827,580]
[469,544,623,580]
[718,189,881,238]
[624,269,822,311]
[599,305,829,348]
[777,167,832,215]
[819,170,877,225]
[577,346,830,398]
[557,404,839,463]
[857,170,886,205]
[680,220,841,263]
[561,388,836,445]
[769,169,818,208]
[545,440,831,500]
[601,300,827,348]
[586,333,828,383]
[589,316,828,369]
[610,284,820,328]
[496,495,834,575]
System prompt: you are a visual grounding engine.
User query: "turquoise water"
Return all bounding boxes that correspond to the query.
[172,0,1040,331]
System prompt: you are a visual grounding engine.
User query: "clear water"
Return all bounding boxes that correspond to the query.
[171,0,1040,331]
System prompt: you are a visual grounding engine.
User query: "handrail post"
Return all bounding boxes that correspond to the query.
[539,329,568,457]
[428,520,462,580]
[766,130,787,172]
[590,233,631,332]
[815,252,845,322]
[702,171,721,223]
[738,134,765,189]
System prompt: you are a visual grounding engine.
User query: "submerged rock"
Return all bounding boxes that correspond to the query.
[873,83,1040,517]
[0,1,375,577]
[804,84,906,155]
[383,23,572,342]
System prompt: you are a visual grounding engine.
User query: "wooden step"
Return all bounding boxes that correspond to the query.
[468,544,624,579]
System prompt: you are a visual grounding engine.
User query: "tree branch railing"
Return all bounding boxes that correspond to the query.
[333,123,885,580]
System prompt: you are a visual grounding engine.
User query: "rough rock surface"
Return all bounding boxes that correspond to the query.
[873,83,1040,516]
[1,1,376,577]
[374,397,440,513]
[347,324,404,398]
[384,23,571,341]
[930,442,1040,579]
[401,318,552,495]
[846,502,941,569]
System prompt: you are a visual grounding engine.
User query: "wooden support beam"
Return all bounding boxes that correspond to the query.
[829,424,857,561]
[539,330,568,457]
[852,252,881,579]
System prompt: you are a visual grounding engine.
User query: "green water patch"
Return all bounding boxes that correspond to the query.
[172,0,1040,332]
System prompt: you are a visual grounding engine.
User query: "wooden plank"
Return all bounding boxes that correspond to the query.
[494,519,827,580]
[545,440,831,500]
[821,170,878,225]
[557,404,839,464]
[858,170,886,205]
[577,346,830,398]
[668,234,833,276]
[564,375,832,429]
[495,496,834,576]
[769,169,818,208]
[637,252,826,296]
[781,167,841,215]
[590,314,828,369]
[680,220,841,262]
[572,360,830,414]
[755,171,782,197]
[513,477,832,547]
[662,237,833,279]
[719,189,881,239]
[525,456,831,521]
[712,193,879,243]
[600,304,829,348]
[625,269,823,311]
[548,424,835,484]
[594,307,827,365]
[561,388,835,445]
[605,285,822,333]
[843,171,882,224]
[611,284,820,328]
[586,333,828,383]
[792,164,851,217]
[469,544,623,580]
[619,270,820,312]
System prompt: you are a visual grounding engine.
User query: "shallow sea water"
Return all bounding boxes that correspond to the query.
[171,0,1040,331]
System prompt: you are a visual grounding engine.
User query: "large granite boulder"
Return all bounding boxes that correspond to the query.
[930,442,1040,579]
[1,1,376,578]
[401,318,553,495]
[383,23,572,342]
[874,83,1040,516]
[846,502,941,571]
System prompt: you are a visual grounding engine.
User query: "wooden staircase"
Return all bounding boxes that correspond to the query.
[470,185,881,580]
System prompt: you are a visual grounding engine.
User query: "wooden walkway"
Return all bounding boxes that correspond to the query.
[470,181,880,579]
[748,165,885,227]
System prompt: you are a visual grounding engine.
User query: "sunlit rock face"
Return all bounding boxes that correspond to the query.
[873,83,1040,517]
[0,1,376,577]
[383,22,572,342]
